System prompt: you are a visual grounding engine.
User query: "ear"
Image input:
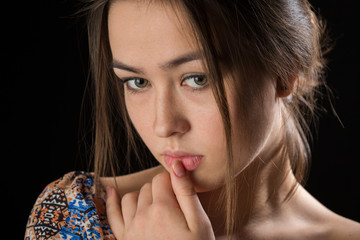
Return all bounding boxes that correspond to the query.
[276,75,297,98]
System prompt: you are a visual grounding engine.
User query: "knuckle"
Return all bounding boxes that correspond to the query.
[149,203,163,218]
[140,182,152,193]
[150,202,171,218]
[177,184,196,197]
[121,191,139,206]
[134,207,146,218]
[152,172,169,186]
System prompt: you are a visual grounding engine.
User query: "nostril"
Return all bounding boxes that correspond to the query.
[153,112,190,138]
[153,93,190,138]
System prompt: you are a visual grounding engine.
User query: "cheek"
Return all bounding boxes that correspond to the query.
[125,94,154,141]
[230,81,277,173]
[190,108,229,191]
[194,107,225,141]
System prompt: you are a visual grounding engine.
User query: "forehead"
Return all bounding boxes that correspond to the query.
[108,1,197,64]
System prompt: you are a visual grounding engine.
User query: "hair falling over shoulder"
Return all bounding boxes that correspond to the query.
[80,0,330,238]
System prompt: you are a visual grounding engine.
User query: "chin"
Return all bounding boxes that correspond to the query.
[190,171,225,193]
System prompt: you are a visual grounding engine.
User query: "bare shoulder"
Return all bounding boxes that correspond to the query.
[100,165,165,197]
[285,186,360,240]
[302,187,360,240]
[325,213,360,240]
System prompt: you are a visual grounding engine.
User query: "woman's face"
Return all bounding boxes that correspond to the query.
[108,1,281,192]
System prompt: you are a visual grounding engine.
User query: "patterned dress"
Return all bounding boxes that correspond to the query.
[25,171,115,240]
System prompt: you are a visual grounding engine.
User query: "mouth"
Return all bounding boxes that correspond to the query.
[162,150,204,171]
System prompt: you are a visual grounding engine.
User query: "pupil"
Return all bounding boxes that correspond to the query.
[135,79,147,87]
[195,76,206,85]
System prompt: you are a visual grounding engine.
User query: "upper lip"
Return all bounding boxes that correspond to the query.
[161,150,201,158]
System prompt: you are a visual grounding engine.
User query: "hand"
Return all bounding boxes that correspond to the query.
[106,160,215,240]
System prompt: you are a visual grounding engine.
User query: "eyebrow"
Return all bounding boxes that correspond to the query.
[111,51,202,75]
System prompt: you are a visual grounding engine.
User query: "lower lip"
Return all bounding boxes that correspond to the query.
[164,155,203,171]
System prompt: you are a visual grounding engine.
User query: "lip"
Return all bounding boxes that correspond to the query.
[162,150,204,171]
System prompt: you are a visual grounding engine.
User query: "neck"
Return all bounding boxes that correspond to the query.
[197,144,298,238]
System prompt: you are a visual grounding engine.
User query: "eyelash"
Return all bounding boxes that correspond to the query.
[120,77,150,94]
[119,73,209,94]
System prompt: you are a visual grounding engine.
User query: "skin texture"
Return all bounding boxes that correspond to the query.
[103,1,360,239]
[108,0,279,194]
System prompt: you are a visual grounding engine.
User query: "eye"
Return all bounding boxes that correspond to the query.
[182,74,208,88]
[122,77,150,90]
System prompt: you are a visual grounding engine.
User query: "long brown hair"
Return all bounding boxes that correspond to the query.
[81,0,328,237]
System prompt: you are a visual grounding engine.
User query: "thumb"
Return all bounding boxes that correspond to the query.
[170,160,208,230]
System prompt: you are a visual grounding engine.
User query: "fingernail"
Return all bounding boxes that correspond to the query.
[106,187,114,199]
[172,160,186,178]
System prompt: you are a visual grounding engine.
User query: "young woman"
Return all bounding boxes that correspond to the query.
[25,0,360,239]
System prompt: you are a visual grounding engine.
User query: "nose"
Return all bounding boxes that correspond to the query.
[153,90,190,138]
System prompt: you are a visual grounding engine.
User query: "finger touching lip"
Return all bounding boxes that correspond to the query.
[162,151,203,171]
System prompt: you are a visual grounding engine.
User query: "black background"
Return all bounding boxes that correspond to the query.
[2,0,359,238]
